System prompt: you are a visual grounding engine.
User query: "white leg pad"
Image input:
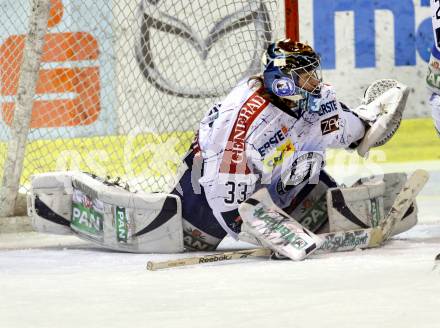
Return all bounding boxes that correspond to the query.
[327,180,386,232]
[381,173,418,236]
[28,172,76,235]
[327,173,418,236]
[28,172,184,253]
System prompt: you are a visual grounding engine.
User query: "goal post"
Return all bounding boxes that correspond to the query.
[0,0,299,217]
[0,0,51,217]
[285,0,299,41]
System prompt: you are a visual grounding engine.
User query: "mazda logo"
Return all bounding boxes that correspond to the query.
[136,0,272,98]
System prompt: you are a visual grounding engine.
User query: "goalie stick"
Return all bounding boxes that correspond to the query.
[146,248,272,271]
[146,170,428,270]
[380,169,429,240]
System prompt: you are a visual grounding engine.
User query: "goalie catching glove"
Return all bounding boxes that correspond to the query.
[351,79,409,157]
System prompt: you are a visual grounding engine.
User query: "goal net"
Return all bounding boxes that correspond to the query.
[0,0,297,214]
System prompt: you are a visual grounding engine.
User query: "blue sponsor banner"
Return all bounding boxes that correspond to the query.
[313,0,433,69]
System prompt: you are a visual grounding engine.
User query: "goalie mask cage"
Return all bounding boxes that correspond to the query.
[0,0,299,216]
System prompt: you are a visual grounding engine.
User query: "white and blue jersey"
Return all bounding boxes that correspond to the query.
[175,79,365,242]
[428,93,440,136]
[427,0,440,134]
[427,45,440,135]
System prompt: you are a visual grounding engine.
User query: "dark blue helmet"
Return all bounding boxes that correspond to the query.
[263,39,322,109]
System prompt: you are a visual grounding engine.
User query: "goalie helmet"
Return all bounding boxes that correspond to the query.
[263,39,322,112]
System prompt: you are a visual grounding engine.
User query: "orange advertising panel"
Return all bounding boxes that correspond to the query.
[0,0,100,128]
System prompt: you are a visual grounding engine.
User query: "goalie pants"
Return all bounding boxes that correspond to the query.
[172,152,336,251]
[171,152,229,251]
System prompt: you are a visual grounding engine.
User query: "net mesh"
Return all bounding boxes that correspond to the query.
[0,0,285,193]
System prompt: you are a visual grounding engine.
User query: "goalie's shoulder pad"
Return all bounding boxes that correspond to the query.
[352,79,409,157]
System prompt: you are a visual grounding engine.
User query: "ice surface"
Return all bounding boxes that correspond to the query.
[0,162,439,328]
